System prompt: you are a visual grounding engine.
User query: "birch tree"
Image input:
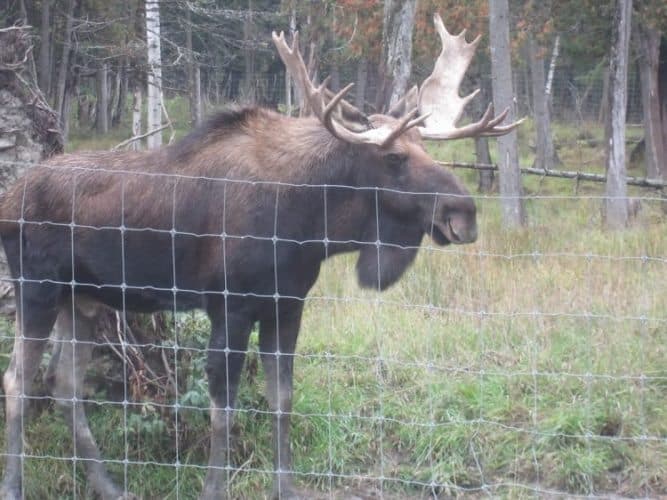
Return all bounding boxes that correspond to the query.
[545,34,559,107]
[146,0,163,149]
[604,0,632,229]
[489,0,525,226]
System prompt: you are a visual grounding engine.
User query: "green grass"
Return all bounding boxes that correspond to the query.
[2,108,666,498]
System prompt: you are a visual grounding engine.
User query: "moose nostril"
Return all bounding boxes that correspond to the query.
[449,217,477,243]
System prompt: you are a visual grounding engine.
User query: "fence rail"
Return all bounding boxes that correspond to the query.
[439,161,667,189]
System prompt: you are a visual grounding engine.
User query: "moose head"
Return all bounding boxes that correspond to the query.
[271,13,521,289]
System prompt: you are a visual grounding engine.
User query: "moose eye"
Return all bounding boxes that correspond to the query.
[385,153,407,170]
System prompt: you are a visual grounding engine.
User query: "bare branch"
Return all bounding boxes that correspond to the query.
[113,124,169,151]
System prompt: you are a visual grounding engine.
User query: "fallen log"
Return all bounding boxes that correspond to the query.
[438,161,666,189]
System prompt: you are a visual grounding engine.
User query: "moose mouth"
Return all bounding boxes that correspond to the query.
[428,219,468,246]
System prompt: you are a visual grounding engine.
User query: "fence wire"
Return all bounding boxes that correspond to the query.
[0,158,664,499]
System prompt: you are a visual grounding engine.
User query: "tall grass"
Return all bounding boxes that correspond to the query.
[1,113,665,498]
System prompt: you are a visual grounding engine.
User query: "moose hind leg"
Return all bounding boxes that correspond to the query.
[51,303,132,500]
[1,287,60,500]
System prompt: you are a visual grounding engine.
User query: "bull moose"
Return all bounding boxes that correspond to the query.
[0,14,520,500]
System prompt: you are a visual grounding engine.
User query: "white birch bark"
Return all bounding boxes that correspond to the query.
[545,34,559,103]
[146,0,163,149]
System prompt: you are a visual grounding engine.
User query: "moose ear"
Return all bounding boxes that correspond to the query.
[386,85,419,119]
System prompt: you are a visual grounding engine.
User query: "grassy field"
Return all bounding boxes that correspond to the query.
[1,108,665,498]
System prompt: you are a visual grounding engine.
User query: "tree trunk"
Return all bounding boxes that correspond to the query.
[109,64,121,128]
[604,0,632,229]
[185,6,201,126]
[545,34,560,108]
[146,0,163,149]
[193,65,202,125]
[114,58,128,127]
[661,37,667,182]
[283,8,296,115]
[61,88,72,143]
[599,65,610,124]
[54,0,76,130]
[96,63,109,134]
[329,2,340,92]
[636,24,665,180]
[475,137,494,192]
[355,57,368,111]
[474,81,494,192]
[298,38,319,116]
[285,66,292,115]
[529,35,556,171]
[38,0,51,95]
[131,84,143,151]
[489,0,525,226]
[241,0,256,103]
[382,0,418,109]
[17,0,38,83]
[330,64,341,93]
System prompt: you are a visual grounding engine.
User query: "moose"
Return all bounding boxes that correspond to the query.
[0,14,520,500]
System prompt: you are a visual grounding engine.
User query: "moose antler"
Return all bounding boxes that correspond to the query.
[417,13,524,140]
[272,31,427,147]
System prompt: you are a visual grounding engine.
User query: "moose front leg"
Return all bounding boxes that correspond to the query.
[259,300,305,500]
[201,307,254,500]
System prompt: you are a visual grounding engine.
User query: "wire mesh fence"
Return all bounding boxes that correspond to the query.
[0,152,664,499]
[2,0,667,496]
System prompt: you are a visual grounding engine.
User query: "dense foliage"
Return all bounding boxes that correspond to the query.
[2,0,663,128]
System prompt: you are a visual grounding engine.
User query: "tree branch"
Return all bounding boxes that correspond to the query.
[112,123,169,151]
